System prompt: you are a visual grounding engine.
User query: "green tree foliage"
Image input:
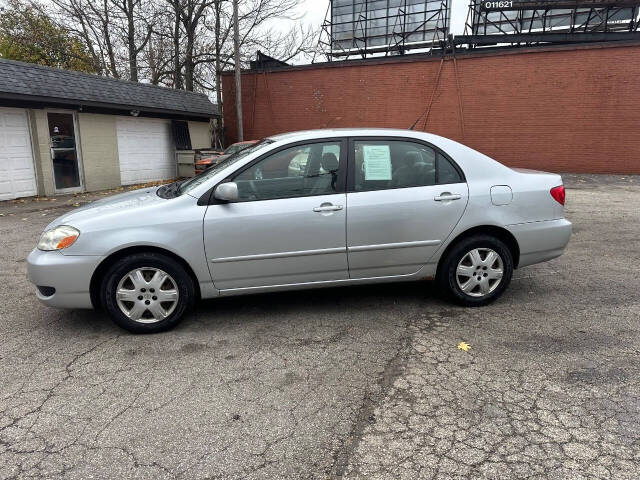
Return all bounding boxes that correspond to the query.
[0,1,98,72]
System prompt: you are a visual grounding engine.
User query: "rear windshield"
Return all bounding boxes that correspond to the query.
[179,139,274,195]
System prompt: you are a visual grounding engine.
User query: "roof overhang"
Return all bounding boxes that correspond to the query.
[0,92,219,120]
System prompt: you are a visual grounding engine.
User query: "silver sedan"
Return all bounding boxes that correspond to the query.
[27,129,571,333]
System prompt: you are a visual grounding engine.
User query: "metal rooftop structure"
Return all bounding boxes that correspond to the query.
[458,0,640,48]
[314,0,450,61]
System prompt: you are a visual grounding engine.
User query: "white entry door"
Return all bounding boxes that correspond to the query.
[0,108,37,201]
[116,117,174,185]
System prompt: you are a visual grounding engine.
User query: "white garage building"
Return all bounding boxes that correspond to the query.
[0,58,219,201]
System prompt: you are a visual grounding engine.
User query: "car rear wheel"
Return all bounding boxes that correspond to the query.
[102,252,195,333]
[438,235,513,306]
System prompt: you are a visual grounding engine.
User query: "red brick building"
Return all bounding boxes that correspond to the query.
[222,41,640,174]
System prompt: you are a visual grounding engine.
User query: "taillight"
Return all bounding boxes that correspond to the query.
[550,185,565,205]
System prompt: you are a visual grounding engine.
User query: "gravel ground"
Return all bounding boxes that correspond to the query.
[0,174,638,479]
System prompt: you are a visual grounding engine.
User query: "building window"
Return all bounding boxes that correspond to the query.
[171,120,192,150]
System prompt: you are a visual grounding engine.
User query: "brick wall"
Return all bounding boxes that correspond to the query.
[222,42,640,174]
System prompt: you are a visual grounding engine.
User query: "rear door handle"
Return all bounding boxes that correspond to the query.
[313,204,343,212]
[434,193,462,202]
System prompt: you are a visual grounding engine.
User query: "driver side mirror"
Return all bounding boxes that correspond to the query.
[214,182,238,202]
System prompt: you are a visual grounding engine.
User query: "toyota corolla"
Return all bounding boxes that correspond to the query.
[27,129,572,333]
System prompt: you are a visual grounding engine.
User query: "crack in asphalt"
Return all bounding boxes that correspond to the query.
[340,309,640,479]
[1,177,639,479]
[331,312,419,478]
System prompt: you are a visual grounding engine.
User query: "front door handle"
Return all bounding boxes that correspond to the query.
[434,193,462,202]
[313,204,343,212]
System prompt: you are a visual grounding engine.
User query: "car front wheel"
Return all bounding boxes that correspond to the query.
[102,252,195,333]
[438,235,513,306]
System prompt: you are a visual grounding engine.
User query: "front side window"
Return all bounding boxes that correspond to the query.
[233,141,342,201]
[353,140,463,192]
[178,139,273,195]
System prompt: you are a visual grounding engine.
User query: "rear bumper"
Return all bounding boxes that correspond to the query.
[507,218,572,268]
[27,249,103,309]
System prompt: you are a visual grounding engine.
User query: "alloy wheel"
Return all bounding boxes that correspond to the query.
[455,248,504,298]
[115,268,179,323]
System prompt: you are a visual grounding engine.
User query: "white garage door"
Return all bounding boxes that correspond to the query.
[0,108,37,201]
[117,117,174,185]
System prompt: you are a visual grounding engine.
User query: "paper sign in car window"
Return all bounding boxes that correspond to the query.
[363,145,392,181]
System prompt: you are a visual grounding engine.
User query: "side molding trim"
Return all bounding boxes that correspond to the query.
[348,240,441,253]
[212,247,346,263]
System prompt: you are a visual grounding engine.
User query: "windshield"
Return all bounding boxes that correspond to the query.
[179,139,274,195]
[225,143,250,155]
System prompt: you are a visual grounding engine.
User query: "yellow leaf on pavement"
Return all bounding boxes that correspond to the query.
[457,341,471,352]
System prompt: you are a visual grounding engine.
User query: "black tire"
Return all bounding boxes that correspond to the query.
[101,252,195,333]
[437,234,513,307]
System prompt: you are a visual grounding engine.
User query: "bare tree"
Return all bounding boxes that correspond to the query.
[49,0,122,77]
[29,0,318,120]
[166,0,182,88]
[198,0,315,108]
[182,0,215,91]
[108,0,154,81]
[233,0,242,140]
[142,10,174,84]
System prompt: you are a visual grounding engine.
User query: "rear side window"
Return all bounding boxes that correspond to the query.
[352,140,463,192]
[438,153,463,185]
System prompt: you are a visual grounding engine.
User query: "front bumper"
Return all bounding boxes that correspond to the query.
[27,249,104,309]
[507,218,572,268]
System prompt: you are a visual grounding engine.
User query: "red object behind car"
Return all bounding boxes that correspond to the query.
[195,140,259,174]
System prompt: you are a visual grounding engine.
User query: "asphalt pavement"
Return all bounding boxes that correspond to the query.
[0,175,638,479]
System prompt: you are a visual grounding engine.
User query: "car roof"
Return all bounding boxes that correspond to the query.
[266,128,454,146]
[185,128,513,199]
[269,128,406,140]
[265,128,512,178]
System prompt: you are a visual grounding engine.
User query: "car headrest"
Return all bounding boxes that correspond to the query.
[321,153,339,172]
[402,151,423,166]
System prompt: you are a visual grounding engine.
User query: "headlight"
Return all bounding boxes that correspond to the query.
[37,225,80,251]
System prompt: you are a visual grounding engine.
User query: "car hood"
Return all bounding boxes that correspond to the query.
[46,187,164,229]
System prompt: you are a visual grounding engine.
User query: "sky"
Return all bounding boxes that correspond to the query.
[277,0,469,64]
